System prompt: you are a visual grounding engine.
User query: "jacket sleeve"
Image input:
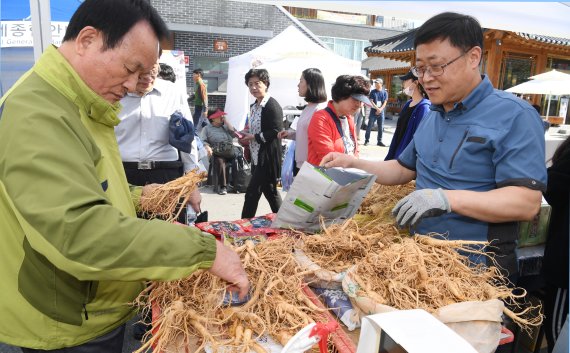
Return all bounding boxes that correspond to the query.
[409,101,430,135]
[255,98,283,144]
[199,126,210,146]
[307,110,336,165]
[179,90,196,172]
[0,92,216,282]
[129,184,143,212]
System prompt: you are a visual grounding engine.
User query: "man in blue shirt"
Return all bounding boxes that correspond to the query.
[321,12,547,279]
[364,79,388,146]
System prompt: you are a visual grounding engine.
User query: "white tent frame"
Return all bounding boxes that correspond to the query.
[29,0,53,61]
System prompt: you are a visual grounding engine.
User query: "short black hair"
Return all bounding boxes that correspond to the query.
[192,68,204,77]
[331,75,370,102]
[158,63,176,83]
[302,68,327,104]
[63,0,169,50]
[245,69,270,89]
[414,12,483,52]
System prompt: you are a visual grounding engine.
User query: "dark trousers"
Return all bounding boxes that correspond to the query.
[211,156,237,190]
[123,166,186,224]
[544,285,569,352]
[21,324,125,353]
[241,164,282,218]
[192,105,204,126]
[364,110,385,143]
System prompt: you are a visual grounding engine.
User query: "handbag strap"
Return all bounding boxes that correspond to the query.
[324,106,355,148]
[324,106,344,138]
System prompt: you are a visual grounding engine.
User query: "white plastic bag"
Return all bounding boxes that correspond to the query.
[281,140,295,192]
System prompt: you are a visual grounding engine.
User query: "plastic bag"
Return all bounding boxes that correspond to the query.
[234,155,252,193]
[281,140,295,192]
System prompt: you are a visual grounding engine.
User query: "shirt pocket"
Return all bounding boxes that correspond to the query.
[146,114,170,144]
[449,126,493,173]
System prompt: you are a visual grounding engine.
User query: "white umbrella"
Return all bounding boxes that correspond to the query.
[506,70,570,117]
[529,69,570,81]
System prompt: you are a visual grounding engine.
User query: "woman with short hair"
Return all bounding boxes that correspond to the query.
[239,69,284,218]
[307,75,371,166]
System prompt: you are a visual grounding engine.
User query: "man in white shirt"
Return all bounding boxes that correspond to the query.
[115,61,203,220]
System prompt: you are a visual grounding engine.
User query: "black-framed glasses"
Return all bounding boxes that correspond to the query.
[411,50,469,78]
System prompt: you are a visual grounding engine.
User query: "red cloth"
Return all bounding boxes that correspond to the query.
[307,101,359,166]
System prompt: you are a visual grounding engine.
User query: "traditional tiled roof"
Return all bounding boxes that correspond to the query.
[515,33,570,46]
[361,56,409,71]
[366,28,570,55]
[365,29,417,54]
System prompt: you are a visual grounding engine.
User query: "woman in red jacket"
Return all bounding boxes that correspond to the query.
[307,75,371,166]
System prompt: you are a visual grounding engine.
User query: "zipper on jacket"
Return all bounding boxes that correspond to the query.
[83,281,93,320]
[449,129,469,169]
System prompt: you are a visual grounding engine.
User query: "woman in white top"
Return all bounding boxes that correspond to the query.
[278,68,327,173]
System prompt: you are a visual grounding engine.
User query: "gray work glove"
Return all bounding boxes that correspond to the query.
[392,188,451,228]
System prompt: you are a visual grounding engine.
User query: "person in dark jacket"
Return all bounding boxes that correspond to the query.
[542,136,570,352]
[385,69,431,160]
[239,69,283,218]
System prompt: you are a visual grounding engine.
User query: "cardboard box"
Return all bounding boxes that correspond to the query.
[356,309,478,353]
[272,164,376,232]
[518,196,551,248]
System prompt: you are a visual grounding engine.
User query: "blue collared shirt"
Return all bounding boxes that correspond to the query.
[398,75,547,241]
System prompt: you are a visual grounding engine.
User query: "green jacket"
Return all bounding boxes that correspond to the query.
[0,46,217,349]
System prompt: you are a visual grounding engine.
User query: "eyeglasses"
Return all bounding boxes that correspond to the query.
[411,50,469,78]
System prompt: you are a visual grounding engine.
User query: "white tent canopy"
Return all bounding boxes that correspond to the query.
[224,25,362,130]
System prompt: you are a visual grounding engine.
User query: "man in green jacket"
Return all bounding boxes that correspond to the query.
[0,0,249,352]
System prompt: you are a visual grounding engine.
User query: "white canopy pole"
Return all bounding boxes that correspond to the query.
[29,0,52,61]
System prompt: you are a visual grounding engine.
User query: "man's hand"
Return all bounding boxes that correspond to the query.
[187,189,201,213]
[141,183,160,196]
[205,145,213,157]
[375,108,382,115]
[392,188,451,228]
[140,183,161,210]
[208,241,250,299]
[320,152,356,168]
[277,130,289,139]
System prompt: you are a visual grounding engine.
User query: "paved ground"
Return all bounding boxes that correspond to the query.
[202,115,396,221]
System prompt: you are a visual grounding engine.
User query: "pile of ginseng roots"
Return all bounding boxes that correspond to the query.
[139,169,206,223]
[133,237,328,353]
[300,183,542,332]
[134,181,542,352]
